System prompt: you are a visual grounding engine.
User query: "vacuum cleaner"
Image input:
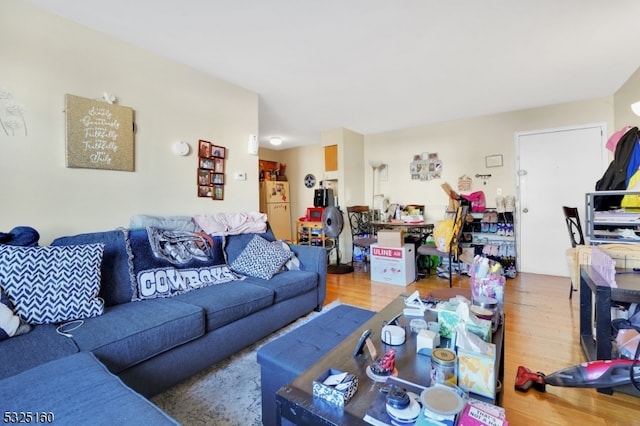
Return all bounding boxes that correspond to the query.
[515,359,640,392]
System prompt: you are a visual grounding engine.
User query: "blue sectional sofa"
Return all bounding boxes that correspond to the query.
[0,224,327,422]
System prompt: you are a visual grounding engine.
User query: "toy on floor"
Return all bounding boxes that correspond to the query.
[515,359,640,393]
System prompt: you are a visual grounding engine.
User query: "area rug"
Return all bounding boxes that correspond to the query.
[151,301,343,425]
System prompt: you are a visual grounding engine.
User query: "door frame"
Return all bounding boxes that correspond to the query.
[514,122,608,273]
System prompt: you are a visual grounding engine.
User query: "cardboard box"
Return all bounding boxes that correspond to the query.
[376,230,404,248]
[312,369,358,407]
[457,344,497,399]
[370,244,415,286]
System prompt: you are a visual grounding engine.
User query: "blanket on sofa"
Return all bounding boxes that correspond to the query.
[193,212,267,236]
[127,228,243,301]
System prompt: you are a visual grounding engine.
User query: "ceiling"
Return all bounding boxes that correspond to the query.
[26,0,640,149]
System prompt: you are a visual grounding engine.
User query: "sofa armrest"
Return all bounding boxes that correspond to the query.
[289,244,327,310]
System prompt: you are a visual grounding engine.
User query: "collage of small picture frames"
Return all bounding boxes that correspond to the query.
[410,152,442,181]
[197,139,226,200]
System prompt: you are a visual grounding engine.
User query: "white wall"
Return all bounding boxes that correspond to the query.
[614,67,640,130]
[0,1,260,244]
[364,97,615,220]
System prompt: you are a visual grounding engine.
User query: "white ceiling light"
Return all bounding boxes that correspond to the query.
[631,101,640,117]
[270,137,282,146]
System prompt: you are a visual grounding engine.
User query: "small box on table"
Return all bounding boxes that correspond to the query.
[376,230,404,247]
[312,368,358,408]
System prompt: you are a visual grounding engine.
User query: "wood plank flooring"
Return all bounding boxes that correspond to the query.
[323,269,640,425]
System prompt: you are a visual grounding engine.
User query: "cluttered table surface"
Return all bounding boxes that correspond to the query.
[275,295,504,426]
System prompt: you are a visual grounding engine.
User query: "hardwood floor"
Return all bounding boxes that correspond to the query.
[323,270,640,425]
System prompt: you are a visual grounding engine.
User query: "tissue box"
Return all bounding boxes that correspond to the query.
[457,344,497,399]
[437,309,462,339]
[312,369,358,407]
[466,318,492,343]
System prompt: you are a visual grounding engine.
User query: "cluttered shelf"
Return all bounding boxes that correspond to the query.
[586,191,640,243]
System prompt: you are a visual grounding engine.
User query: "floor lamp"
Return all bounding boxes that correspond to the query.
[369,160,384,220]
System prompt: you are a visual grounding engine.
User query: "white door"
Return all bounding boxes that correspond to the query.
[516,124,608,276]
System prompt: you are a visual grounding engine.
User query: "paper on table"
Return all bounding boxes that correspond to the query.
[323,371,348,386]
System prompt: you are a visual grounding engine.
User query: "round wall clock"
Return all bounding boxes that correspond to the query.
[304,174,316,188]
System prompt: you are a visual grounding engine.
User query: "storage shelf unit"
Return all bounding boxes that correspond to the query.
[295,220,333,248]
[461,211,517,276]
[585,191,640,244]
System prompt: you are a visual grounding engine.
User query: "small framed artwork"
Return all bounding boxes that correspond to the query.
[199,140,211,158]
[485,154,503,168]
[198,185,213,198]
[214,158,224,173]
[211,145,226,158]
[210,172,224,185]
[212,184,224,200]
[199,158,214,170]
[198,169,210,185]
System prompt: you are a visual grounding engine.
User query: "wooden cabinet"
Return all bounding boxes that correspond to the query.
[295,220,332,247]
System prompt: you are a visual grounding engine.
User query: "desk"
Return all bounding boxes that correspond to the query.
[370,221,434,240]
[579,265,640,396]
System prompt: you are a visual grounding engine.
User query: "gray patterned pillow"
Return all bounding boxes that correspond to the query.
[230,235,293,279]
[0,244,105,324]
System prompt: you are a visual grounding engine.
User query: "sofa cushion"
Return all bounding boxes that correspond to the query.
[0,324,79,380]
[0,352,179,425]
[174,281,274,332]
[128,228,242,301]
[52,229,133,306]
[230,235,293,280]
[248,270,319,303]
[68,298,204,373]
[0,244,105,324]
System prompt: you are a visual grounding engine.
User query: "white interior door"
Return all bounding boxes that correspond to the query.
[516,124,607,276]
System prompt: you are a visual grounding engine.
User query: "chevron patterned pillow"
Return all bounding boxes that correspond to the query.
[229,235,293,280]
[0,244,105,324]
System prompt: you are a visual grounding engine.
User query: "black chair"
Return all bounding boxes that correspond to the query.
[347,206,377,270]
[563,206,585,299]
[416,205,467,287]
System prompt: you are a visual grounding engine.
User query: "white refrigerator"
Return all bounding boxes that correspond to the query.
[259,181,292,241]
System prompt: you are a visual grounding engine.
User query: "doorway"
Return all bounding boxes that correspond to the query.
[516,123,608,276]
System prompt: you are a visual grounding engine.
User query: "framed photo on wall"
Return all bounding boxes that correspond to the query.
[199,140,211,158]
[214,158,224,173]
[212,184,224,200]
[198,185,212,198]
[211,172,224,185]
[199,158,214,170]
[198,169,210,185]
[211,145,225,158]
